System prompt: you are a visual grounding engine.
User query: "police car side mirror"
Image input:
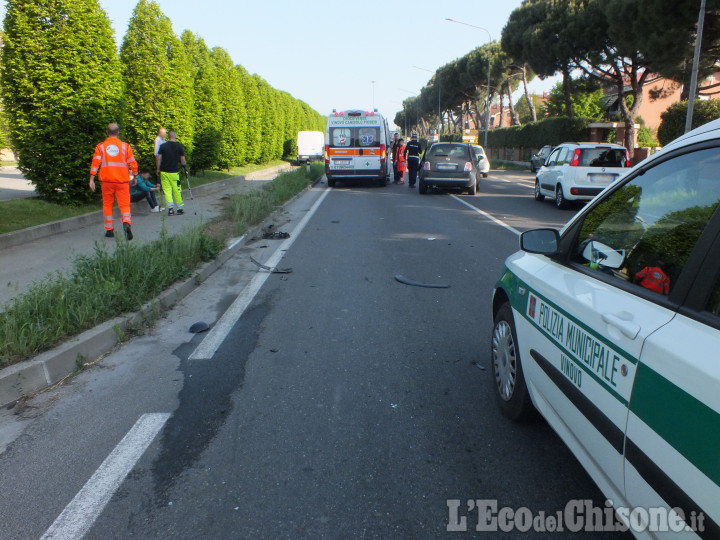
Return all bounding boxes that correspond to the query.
[520,228,559,255]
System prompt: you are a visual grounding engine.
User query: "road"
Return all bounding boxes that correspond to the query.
[0,170,629,539]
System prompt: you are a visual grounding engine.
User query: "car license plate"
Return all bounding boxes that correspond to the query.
[437,163,457,170]
[334,159,351,165]
[590,174,614,183]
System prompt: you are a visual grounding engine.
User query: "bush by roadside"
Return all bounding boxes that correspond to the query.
[0,162,325,367]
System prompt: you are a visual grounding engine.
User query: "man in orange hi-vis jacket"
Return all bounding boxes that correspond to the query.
[89,123,138,240]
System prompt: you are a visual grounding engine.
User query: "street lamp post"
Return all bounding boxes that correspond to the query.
[445,18,492,148]
[412,65,441,132]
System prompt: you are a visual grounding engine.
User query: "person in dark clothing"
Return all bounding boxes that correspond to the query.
[404,132,422,188]
[156,130,187,216]
[390,132,401,183]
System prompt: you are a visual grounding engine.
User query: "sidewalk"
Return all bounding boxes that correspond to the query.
[0,164,291,307]
[0,165,35,202]
[0,163,294,406]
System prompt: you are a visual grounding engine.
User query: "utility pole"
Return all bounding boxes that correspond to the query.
[445,18,492,148]
[685,0,706,134]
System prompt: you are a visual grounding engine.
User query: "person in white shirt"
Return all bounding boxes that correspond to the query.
[153,127,166,157]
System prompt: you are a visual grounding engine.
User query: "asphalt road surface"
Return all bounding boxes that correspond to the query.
[0,170,630,539]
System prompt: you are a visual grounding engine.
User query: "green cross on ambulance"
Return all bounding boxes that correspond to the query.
[491,118,720,538]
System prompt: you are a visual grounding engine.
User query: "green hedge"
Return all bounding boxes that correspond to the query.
[486,117,592,153]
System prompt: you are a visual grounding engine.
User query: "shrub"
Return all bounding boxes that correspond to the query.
[657,100,720,146]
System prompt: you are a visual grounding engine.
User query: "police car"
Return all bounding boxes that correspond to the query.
[491,119,720,538]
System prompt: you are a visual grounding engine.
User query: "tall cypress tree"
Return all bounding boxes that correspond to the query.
[256,76,281,163]
[240,68,262,164]
[120,0,194,172]
[210,48,245,169]
[1,0,122,204]
[183,31,221,172]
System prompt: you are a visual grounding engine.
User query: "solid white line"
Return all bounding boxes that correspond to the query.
[41,413,170,540]
[189,188,332,360]
[494,177,534,188]
[450,194,521,237]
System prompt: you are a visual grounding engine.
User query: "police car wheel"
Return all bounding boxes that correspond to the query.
[491,303,536,421]
[327,178,335,187]
[418,180,428,194]
[534,180,545,202]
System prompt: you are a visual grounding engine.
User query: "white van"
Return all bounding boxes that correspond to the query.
[296,131,324,163]
[324,109,391,187]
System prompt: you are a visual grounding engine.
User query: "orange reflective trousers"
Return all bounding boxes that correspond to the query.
[101,181,131,231]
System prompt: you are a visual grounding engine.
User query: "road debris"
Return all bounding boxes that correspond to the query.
[189,321,210,333]
[394,275,450,288]
[250,256,292,274]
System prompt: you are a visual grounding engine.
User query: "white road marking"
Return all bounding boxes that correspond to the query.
[450,194,521,237]
[190,188,331,360]
[41,413,170,540]
[492,175,534,187]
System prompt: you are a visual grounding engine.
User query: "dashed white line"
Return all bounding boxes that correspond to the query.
[189,187,331,361]
[41,413,170,540]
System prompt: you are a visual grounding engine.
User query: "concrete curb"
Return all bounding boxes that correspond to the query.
[0,165,312,408]
[0,163,292,251]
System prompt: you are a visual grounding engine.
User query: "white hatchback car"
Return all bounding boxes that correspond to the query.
[492,119,720,538]
[535,141,631,209]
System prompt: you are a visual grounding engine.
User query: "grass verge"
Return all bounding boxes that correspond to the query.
[0,162,324,367]
[492,161,532,172]
[0,160,289,234]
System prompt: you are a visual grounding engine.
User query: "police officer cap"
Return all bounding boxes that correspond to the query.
[411,132,418,138]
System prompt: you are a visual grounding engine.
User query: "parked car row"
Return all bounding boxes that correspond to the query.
[493,119,720,538]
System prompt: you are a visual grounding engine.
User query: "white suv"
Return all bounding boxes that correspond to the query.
[535,142,630,209]
[492,119,720,537]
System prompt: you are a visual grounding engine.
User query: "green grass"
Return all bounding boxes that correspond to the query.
[0,161,322,367]
[0,226,222,366]
[0,198,100,234]
[226,162,324,236]
[492,161,532,171]
[0,160,291,234]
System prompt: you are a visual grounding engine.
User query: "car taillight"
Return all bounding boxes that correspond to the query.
[380,143,386,165]
[570,148,581,166]
[625,149,631,167]
[324,144,329,164]
[423,161,431,170]
[464,162,472,172]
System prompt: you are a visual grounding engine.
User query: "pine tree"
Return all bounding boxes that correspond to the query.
[1,0,122,204]
[120,0,194,172]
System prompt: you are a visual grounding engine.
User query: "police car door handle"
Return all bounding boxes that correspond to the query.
[601,312,640,340]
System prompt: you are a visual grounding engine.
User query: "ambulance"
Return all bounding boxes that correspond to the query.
[324,109,391,187]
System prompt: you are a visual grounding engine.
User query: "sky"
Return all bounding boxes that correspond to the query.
[3,0,556,126]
